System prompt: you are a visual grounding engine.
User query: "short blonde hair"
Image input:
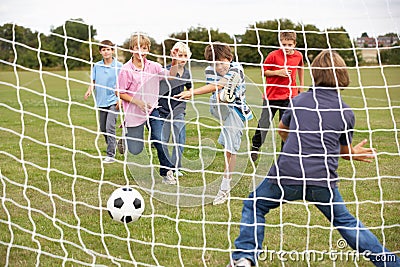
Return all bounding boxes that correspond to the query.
[311,50,350,88]
[129,33,151,50]
[171,42,192,58]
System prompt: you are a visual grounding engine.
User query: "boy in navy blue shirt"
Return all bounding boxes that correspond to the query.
[159,42,193,177]
[228,51,399,267]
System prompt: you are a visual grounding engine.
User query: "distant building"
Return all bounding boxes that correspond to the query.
[356,35,399,47]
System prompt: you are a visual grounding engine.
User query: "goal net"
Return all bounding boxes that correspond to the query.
[0,19,399,266]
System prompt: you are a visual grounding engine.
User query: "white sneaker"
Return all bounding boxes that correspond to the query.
[213,190,230,205]
[162,170,177,185]
[227,258,252,267]
[219,72,240,103]
[102,156,115,164]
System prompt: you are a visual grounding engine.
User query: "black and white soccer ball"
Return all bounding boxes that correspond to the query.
[107,187,145,223]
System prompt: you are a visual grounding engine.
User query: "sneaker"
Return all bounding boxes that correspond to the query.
[226,258,252,267]
[250,147,259,162]
[213,190,230,205]
[220,72,240,103]
[162,170,177,185]
[102,156,115,164]
[176,170,184,177]
[117,139,125,154]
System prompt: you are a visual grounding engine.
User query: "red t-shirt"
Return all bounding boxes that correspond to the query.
[263,49,303,100]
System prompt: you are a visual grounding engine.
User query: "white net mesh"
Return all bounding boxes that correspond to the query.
[0,19,399,266]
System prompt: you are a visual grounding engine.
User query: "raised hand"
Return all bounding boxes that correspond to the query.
[351,139,376,162]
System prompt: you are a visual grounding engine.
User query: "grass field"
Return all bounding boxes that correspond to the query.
[0,65,399,267]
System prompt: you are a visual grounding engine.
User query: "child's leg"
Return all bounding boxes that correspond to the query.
[148,109,174,176]
[251,99,271,150]
[224,151,236,178]
[277,100,290,151]
[313,187,400,267]
[214,108,244,204]
[99,109,108,143]
[105,104,118,157]
[172,113,186,169]
[220,151,236,191]
[125,124,145,155]
[160,116,172,165]
[231,180,301,265]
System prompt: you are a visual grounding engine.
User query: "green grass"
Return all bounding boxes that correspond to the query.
[0,65,399,267]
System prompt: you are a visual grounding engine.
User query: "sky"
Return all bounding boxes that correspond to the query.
[0,0,399,45]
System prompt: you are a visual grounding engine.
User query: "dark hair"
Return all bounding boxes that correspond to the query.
[99,40,114,51]
[311,50,350,88]
[204,43,233,62]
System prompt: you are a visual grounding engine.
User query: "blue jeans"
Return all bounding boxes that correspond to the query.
[232,179,400,267]
[160,113,186,169]
[125,109,173,176]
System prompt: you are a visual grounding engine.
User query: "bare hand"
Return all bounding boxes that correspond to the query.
[84,90,91,100]
[351,139,376,162]
[174,90,193,100]
[116,100,122,111]
[277,68,291,77]
[135,99,152,113]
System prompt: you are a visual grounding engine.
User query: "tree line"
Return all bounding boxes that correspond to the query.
[0,18,398,70]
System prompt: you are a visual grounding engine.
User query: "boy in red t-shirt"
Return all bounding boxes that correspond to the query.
[251,31,304,161]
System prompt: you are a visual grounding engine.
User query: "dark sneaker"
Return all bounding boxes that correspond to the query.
[250,147,259,162]
[117,139,125,154]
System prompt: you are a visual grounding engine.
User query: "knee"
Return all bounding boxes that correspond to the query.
[127,141,143,155]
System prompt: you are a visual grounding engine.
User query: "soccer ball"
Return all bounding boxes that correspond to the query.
[107,187,145,223]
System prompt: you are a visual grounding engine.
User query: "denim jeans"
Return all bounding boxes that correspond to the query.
[232,179,400,267]
[99,104,118,157]
[125,109,173,176]
[160,112,186,169]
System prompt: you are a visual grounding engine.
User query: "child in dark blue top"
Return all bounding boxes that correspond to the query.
[159,42,192,176]
[228,51,399,267]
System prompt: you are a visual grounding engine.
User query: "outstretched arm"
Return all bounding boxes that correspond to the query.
[174,82,225,100]
[340,139,376,162]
